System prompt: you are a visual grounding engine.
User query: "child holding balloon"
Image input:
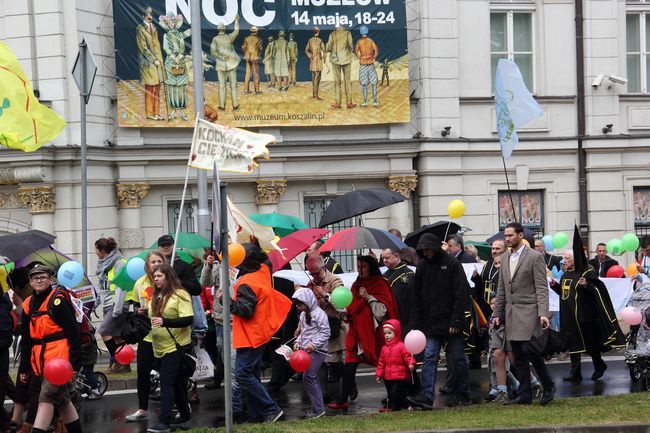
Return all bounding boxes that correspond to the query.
[292,288,330,419]
[375,319,416,412]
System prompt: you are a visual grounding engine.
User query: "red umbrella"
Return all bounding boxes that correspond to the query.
[268,228,330,272]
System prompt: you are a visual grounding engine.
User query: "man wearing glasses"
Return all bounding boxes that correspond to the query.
[20,264,83,433]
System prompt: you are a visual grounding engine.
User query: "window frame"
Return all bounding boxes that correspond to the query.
[497,189,545,236]
[626,9,650,93]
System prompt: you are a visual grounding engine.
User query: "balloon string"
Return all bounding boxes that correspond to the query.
[443,221,452,242]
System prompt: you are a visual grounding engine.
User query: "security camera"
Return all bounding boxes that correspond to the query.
[608,74,628,85]
[592,74,605,88]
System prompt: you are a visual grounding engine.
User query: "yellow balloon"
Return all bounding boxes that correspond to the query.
[448,199,466,219]
[522,239,530,248]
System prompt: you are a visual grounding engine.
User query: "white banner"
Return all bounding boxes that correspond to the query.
[188,118,273,173]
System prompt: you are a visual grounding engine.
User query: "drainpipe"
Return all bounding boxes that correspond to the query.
[27,0,39,97]
[575,0,589,245]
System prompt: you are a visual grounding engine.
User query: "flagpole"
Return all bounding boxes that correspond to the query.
[219,179,233,433]
[501,154,518,223]
[171,138,196,264]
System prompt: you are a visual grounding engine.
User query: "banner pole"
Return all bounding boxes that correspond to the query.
[220,180,233,433]
[171,145,195,264]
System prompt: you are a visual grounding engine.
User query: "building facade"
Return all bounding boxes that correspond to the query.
[0,0,648,272]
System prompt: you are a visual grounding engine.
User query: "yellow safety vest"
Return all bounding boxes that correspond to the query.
[107,258,135,302]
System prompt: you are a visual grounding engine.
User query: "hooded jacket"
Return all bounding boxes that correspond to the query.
[293,288,330,352]
[375,319,415,381]
[411,233,471,337]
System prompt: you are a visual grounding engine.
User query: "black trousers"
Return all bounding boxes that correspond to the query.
[339,362,358,403]
[384,379,410,410]
[136,340,154,410]
[569,322,606,376]
[159,351,190,425]
[510,340,553,401]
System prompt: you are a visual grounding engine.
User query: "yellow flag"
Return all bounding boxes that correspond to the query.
[0,41,65,151]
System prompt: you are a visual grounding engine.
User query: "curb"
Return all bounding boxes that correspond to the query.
[395,425,650,433]
[106,377,137,391]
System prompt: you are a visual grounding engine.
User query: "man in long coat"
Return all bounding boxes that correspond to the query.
[210,15,240,110]
[242,26,262,94]
[305,27,325,99]
[136,6,166,120]
[326,25,355,109]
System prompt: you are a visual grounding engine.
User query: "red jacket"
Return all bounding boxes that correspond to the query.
[200,285,214,315]
[375,319,416,381]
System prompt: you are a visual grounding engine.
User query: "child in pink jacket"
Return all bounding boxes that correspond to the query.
[375,319,416,411]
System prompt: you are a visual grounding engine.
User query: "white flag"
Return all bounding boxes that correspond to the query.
[189,119,274,172]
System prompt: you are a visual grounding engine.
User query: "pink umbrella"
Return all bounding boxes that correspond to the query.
[268,228,330,272]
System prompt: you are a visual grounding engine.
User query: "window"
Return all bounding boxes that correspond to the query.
[498,190,544,237]
[167,200,197,234]
[490,10,534,92]
[633,187,650,237]
[304,197,355,273]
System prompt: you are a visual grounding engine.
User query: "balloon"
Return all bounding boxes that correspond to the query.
[447,199,466,219]
[627,262,640,277]
[620,306,643,326]
[542,235,554,251]
[57,261,84,288]
[552,232,569,250]
[228,243,246,267]
[606,265,625,278]
[622,233,640,253]
[606,239,623,256]
[289,349,311,373]
[404,330,426,355]
[43,358,74,386]
[331,286,353,309]
[115,345,136,365]
[126,257,146,281]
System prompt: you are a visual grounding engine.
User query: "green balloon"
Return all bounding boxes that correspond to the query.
[622,233,640,253]
[606,238,623,256]
[331,286,353,309]
[552,232,569,249]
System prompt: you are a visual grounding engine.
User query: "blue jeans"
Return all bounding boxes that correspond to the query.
[421,334,470,401]
[236,345,280,421]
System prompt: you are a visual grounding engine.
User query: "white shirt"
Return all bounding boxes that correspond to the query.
[509,243,526,278]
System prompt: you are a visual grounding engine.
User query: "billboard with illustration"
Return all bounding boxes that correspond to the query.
[113,0,409,128]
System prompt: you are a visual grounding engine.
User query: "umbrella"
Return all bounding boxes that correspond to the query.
[250,212,309,238]
[465,240,491,262]
[136,249,194,265]
[0,230,56,261]
[404,221,461,248]
[486,227,536,245]
[318,227,407,252]
[318,188,406,228]
[267,228,330,272]
[149,232,211,250]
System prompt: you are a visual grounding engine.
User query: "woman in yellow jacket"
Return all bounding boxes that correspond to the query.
[147,263,193,433]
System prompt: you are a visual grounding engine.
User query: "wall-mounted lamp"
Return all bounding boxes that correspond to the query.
[602,124,613,134]
[441,126,452,137]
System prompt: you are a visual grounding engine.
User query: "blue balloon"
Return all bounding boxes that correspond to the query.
[542,234,554,251]
[57,261,84,288]
[126,257,146,281]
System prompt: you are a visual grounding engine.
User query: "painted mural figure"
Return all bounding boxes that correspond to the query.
[380,58,390,86]
[326,24,355,109]
[272,30,291,92]
[305,27,326,100]
[354,25,379,107]
[288,33,298,86]
[160,13,191,121]
[242,26,263,95]
[210,15,240,111]
[263,36,276,88]
[136,6,166,120]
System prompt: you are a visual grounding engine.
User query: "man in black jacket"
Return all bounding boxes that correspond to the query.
[534,239,562,272]
[588,243,619,278]
[381,248,414,336]
[446,234,477,264]
[408,234,472,409]
[157,235,202,296]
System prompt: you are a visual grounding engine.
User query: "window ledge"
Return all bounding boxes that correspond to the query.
[619,94,650,102]
[460,95,575,104]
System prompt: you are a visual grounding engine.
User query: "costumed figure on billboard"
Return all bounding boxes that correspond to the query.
[354,25,379,107]
[210,15,240,111]
[305,27,326,100]
[160,13,191,121]
[288,33,298,86]
[136,6,166,121]
[242,26,263,95]
[272,30,291,92]
[263,36,276,89]
[326,24,355,109]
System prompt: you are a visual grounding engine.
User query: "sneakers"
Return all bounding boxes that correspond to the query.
[86,388,101,400]
[125,410,149,422]
[491,391,509,404]
[170,413,191,427]
[407,393,434,410]
[484,391,498,402]
[110,364,131,374]
[306,410,325,419]
[532,382,542,400]
[265,409,284,423]
[447,394,472,407]
[146,422,170,433]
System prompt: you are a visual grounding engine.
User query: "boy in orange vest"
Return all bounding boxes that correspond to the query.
[20,264,83,433]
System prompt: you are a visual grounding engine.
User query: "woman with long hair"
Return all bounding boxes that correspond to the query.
[125,251,164,422]
[146,264,193,433]
[328,255,399,411]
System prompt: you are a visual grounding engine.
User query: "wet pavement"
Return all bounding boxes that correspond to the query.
[6,356,646,433]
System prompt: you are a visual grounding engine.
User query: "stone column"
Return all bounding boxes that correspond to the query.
[254,179,287,214]
[116,183,150,256]
[18,185,56,234]
[387,175,418,236]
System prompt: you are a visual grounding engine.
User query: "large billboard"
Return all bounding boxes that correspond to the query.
[113,0,409,128]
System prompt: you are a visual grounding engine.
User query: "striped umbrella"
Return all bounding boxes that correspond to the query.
[318,227,406,253]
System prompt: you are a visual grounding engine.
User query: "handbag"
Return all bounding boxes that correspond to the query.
[165,327,197,377]
[120,312,152,344]
[529,327,549,357]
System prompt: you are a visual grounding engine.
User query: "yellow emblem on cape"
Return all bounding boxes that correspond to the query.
[54,298,61,306]
[561,279,572,301]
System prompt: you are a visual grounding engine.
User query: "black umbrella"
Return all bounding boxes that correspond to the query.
[404,221,461,248]
[486,227,536,246]
[318,188,406,228]
[0,230,56,261]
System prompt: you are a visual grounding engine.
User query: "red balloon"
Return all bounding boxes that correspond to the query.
[606,265,625,278]
[289,349,311,373]
[115,345,136,365]
[43,358,74,386]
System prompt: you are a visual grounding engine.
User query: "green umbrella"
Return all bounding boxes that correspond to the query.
[465,240,492,262]
[149,232,211,250]
[136,249,194,265]
[249,212,308,237]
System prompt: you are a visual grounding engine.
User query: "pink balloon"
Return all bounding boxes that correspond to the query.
[621,306,643,326]
[404,330,426,355]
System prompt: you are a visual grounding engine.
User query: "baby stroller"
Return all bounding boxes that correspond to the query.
[624,275,650,388]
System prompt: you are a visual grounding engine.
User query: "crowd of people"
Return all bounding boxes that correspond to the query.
[1,228,650,433]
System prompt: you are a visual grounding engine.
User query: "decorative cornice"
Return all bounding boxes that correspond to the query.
[387,175,417,198]
[116,183,150,209]
[18,185,55,214]
[254,179,287,205]
[0,167,47,185]
[0,193,19,208]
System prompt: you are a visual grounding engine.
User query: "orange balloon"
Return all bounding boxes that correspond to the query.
[627,262,639,277]
[228,243,246,267]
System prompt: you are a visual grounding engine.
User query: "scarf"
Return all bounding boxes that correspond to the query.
[96,249,123,291]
